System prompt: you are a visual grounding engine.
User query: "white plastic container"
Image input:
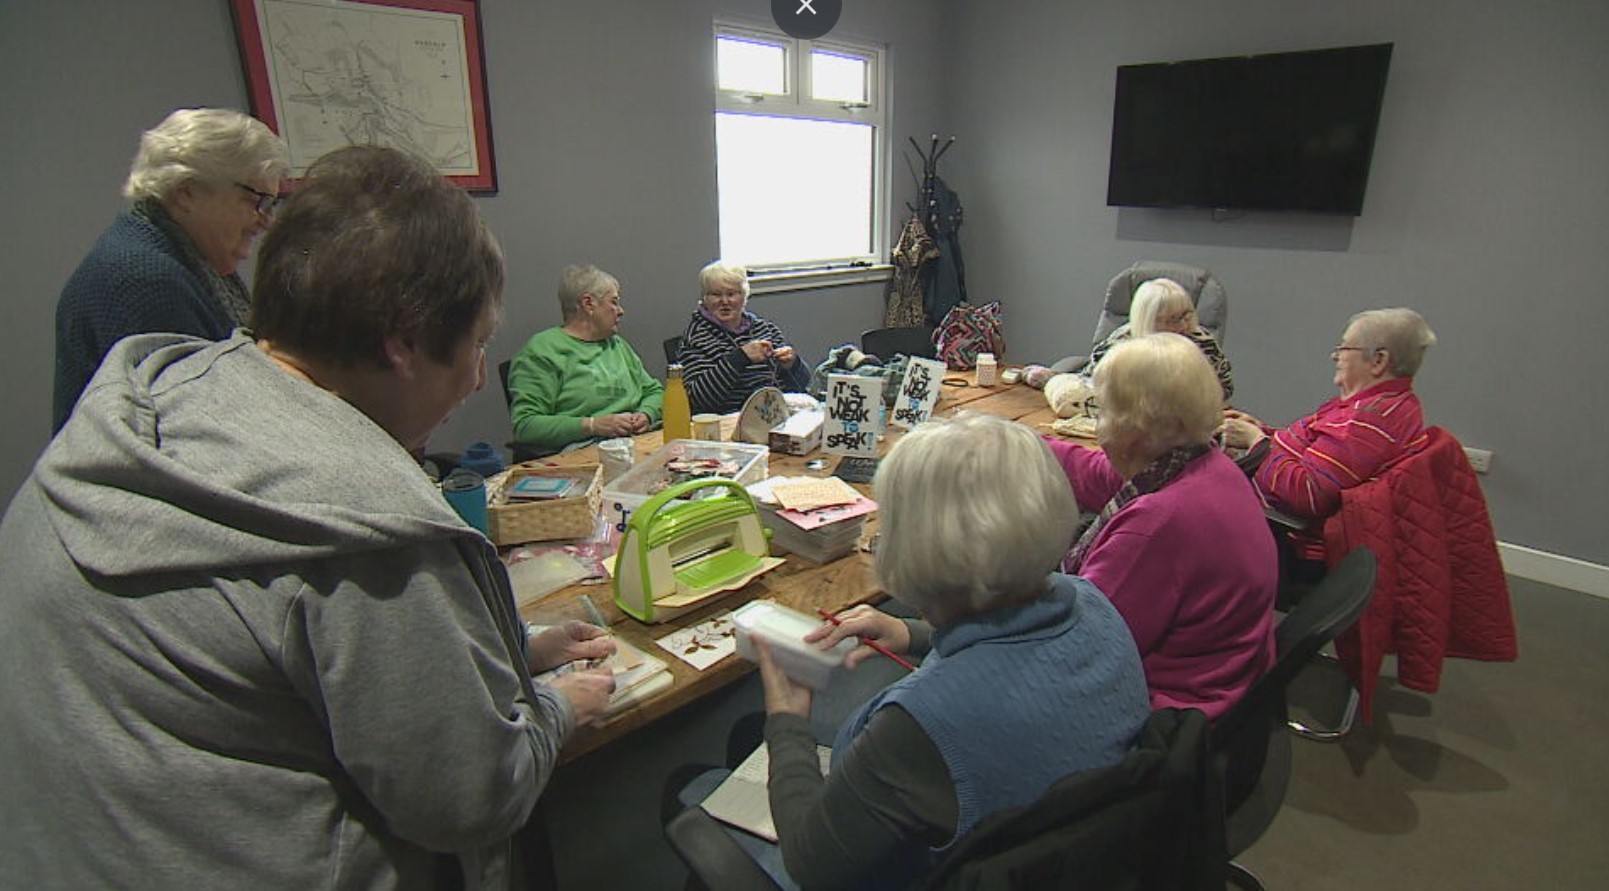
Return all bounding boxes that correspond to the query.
[602,439,769,533]
[732,600,856,690]
[975,352,998,386]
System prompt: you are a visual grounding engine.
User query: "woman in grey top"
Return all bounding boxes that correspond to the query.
[2,146,613,890]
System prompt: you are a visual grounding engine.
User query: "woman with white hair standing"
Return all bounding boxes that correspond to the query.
[749,412,1150,889]
[1085,277,1234,400]
[675,260,810,414]
[1045,333,1276,722]
[53,107,289,432]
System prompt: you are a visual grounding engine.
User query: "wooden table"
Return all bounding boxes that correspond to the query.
[524,372,1092,761]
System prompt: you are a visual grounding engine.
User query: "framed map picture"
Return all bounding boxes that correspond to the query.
[230,0,497,192]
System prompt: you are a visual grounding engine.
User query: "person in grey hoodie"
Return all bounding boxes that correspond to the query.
[0,145,615,890]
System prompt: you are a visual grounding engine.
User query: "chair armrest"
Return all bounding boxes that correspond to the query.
[664,808,784,891]
[1262,505,1310,533]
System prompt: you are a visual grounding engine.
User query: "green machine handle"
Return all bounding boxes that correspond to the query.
[613,477,770,622]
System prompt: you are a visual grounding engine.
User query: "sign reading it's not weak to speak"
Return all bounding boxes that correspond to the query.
[824,374,883,457]
[890,357,946,429]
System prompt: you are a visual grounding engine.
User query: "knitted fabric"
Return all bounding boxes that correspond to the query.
[52,207,235,432]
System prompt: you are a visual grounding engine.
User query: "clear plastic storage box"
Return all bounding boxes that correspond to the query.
[602,439,770,533]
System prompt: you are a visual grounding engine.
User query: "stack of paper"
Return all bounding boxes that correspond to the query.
[747,477,875,564]
[534,634,672,715]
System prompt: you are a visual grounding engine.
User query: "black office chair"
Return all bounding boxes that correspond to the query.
[664,335,684,365]
[1211,547,1377,891]
[664,709,1226,891]
[498,358,546,464]
[860,325,937,360]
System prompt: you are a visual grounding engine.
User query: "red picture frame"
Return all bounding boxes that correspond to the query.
[229,0,498,193]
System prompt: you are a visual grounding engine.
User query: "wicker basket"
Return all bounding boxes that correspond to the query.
[485,463,603,545]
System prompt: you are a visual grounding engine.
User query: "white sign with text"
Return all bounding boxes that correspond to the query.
[823,374,883,457]
[890,357,946,429]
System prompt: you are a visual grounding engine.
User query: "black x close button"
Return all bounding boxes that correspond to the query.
[771,0,842,39]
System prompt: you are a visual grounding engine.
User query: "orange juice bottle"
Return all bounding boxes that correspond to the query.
[663,363,692,441]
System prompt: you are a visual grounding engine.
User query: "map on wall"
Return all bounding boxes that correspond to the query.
[232,0,497,189]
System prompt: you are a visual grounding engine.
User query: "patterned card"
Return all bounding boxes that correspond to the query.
[655,610,737,670]
[771,476,861,511]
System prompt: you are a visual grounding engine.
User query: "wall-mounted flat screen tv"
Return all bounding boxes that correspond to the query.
[1107,43,1393,215]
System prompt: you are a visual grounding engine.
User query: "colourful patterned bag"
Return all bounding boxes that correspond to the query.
[934,301,1005,370]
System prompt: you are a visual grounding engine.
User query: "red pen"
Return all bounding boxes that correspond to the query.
[817,608,917,672]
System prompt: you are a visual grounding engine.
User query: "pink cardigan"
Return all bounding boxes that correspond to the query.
[1045,440,1277,720]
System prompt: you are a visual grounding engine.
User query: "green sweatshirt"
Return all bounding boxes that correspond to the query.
[508,327,665,451]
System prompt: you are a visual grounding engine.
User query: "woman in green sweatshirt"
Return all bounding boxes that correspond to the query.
[507,264,664,452]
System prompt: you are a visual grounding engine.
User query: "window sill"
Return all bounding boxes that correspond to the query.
[749,263,893,295]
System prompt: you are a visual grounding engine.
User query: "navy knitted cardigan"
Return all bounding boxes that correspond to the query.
[53,211,233,432]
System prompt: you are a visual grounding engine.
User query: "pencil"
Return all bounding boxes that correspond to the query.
[816,608,917,672]
[579,594,610,630]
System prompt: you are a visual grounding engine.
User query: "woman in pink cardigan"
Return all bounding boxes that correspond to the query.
[1043,333,1277,720]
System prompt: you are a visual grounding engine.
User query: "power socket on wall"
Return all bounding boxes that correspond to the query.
[1464,447,1493,474]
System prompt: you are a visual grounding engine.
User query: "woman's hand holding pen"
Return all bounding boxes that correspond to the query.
[806,605,912,670]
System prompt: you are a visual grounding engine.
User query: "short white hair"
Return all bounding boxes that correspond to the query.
[698,260,750,299]
[1345,308,1437,377]
[874,413,1079,622]
[1128,278,1194,337]
[557,263,620,320]
[123,108,289,203]
[1094,333,1222,457]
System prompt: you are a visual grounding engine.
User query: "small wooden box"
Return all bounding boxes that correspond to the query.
[485,463,603,545]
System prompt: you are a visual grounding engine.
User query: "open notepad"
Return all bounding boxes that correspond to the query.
[533,634,672,715]
[700,742,833,843]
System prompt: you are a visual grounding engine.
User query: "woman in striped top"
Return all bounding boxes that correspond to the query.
[675,261,810,414]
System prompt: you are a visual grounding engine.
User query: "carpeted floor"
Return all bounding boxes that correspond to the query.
[1239,576,1609,889]
[545,576,1609,889]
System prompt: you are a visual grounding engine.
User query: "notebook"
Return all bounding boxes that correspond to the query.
[700,741,833,842]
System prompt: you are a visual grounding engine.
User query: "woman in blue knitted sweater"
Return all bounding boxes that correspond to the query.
[755,413,1151,890]
[52,108,287,432]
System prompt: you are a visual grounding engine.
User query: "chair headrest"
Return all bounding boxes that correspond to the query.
[1093,260,1229,347]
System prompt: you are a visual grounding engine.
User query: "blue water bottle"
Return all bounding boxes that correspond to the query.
[442,468,490,535]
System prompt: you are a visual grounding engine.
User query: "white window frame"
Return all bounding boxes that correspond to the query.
[714,21,892,293]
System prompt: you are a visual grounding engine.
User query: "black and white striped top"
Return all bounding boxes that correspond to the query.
[676,310,811,414]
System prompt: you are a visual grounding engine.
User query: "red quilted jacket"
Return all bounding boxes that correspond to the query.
[1321,427,1518,721]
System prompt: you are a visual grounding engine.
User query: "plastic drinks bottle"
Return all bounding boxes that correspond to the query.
[663,363,692,441]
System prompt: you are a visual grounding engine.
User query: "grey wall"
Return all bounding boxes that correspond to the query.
[0,0,950,504]
[942,0,1609,565]
[6,0,1606,566]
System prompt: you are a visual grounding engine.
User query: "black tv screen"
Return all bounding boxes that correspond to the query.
[1107,43,1393,215]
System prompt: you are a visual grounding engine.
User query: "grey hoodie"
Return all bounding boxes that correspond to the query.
[0,333,572,889]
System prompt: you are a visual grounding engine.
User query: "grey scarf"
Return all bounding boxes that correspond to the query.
[133,197,253,327]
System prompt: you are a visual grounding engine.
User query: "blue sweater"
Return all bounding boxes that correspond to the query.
[833,574,1150,884]
[53,211,233,432]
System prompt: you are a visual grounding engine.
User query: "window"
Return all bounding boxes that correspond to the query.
[714,23,887,278]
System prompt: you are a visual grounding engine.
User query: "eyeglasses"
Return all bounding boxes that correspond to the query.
[1330,345,1377,360]
[235,182,284,217]
[704,289,745,302]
